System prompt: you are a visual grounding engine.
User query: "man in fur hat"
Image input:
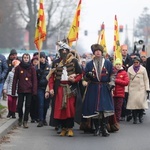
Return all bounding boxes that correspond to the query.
[82,43,115,137]
[48,43,82,137]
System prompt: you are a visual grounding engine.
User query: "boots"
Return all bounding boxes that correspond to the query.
[7,111,12,118]
[18,118,22,126]
[59,128,67,136]
[132,110,137,124]
[67,128,74,137]
[101,117,110,137]
[93,119,101,136]
[11,112,16,118]
[138,110,143,123]
[23,121,29,128]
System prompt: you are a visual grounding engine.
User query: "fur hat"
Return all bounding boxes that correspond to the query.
[12,60,20,67]
[10,49,17,55]
[114,58,122,65]
[91,44,103,54]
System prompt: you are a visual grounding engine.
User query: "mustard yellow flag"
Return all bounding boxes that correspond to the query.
[67,0,81,47]
[34,0,46,51]
[97,23,107,54]
[113,15,122,61]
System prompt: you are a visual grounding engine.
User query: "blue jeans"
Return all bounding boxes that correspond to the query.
[0,83,3,99]
[37,89,50,121]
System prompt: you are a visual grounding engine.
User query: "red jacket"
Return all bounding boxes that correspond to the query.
[113,68,129,98]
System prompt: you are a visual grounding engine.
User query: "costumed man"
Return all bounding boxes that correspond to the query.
[82,44,115,137]
[48,42,82,137]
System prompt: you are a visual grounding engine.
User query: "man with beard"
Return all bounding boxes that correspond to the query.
[82,44,115,137]
[12,53,37,128]
[48,43,82,137]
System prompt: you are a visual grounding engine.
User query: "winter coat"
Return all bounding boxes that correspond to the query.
[122,54,133,71]
[36,62,51,90]
[0,54,8,83]
[82,58,114,118]
[113,68,129,98]
[126,65,149,110]
[3,68,18,96]
[12,63,37,95]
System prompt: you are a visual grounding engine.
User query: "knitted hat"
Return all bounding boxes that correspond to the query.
[12,60,20,67]
[133,56,140,62]
[10,49,17,55]
[114,58,122,65]
[91,44,103,54]
[40,52,46,58]
[31,56,38,63]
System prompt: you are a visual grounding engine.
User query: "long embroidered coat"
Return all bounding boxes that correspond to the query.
[82,58,114,118]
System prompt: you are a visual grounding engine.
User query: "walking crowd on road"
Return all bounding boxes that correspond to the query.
[0,40,150,138]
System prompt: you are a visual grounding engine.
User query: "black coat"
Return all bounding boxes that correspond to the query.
[0,54,8,83]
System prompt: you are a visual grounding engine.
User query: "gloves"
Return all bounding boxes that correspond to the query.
[146,90,150,99]
[109,85,115,92]
[86,72,94,79]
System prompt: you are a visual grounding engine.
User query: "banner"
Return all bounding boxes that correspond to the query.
[34,0,46,51]
[67,0,81,46]
[98,23,107,54]
[113,15,122,61]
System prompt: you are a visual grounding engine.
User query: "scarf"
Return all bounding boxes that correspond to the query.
[133,65,140,73]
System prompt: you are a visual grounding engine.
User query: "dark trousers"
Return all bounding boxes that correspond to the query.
[121,93,131,117]
[60,118,74,128]
[37,89,50,121]
[30,95,38,120]
[18,93,32,121]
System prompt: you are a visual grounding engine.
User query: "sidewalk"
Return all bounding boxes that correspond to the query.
[0,100,18,139]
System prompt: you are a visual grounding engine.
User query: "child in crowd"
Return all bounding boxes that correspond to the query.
[107,58,129,132]
[3,60,20,118]
[113,58,129,122]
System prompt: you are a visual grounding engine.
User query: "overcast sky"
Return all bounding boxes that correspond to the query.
[77,0,150,54]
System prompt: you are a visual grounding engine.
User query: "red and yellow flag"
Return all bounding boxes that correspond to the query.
[67,0,81,47]
[97,23,107,55]
[34,0,46,51]
[113,15,122,61]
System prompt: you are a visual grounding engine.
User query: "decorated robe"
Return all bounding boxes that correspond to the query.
[49,53,82,121]
[82,58,114,118]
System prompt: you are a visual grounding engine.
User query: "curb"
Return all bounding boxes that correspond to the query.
[0,118,18,139]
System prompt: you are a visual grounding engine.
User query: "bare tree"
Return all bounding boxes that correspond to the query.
[134,7,150,45]
[0,0,23,49]
[16,0,76,50]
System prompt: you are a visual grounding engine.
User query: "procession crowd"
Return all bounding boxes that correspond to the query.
[0,41,150,137]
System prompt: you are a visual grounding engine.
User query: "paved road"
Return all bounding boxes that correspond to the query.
[1,106,150,150]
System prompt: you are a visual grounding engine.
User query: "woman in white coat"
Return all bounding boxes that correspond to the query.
[126,56,149,124]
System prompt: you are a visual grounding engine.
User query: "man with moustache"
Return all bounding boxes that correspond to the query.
[48,42,82,137]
